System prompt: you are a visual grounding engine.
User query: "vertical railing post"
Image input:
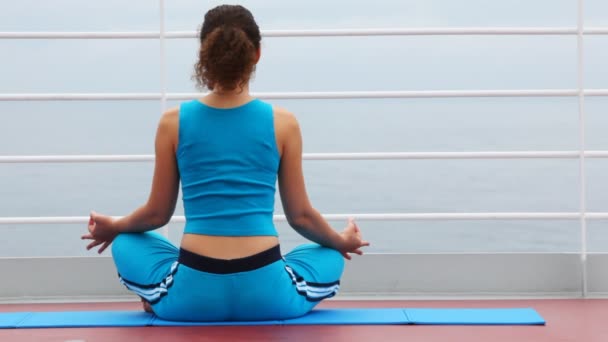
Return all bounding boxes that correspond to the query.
[577,0,588,298]
[159,0,170,238]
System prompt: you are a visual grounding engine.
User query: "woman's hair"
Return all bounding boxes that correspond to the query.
[193,5,261,91]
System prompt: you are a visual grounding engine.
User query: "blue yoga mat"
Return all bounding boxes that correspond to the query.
[407,308,545,325]
[153,309,408,326]
[276,308,408,326]
[0,312,31,328]
[0,308,545,328]
[16,311,155,329]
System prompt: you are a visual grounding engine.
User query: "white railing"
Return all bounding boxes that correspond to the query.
[2,151,608,164]
[1,89,608,101]
[1,0,606,297]
[4,212,608,225]
[0,27,607,39]
[576,0,589,298]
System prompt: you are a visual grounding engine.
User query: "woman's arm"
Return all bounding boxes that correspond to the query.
[275,108,369,259]
[82,108,180,253]
[114,108,181,232]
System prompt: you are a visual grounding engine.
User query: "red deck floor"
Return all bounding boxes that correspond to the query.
[0,299,606,342]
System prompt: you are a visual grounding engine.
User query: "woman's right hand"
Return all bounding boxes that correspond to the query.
[81,211,120,254]
[338,218,370,260]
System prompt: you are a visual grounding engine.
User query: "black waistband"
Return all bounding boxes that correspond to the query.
[178,244,282,274]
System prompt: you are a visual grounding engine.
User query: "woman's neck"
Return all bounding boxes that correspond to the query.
[202,84,254,108]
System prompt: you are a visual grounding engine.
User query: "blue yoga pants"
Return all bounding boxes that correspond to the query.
[111,232,345,322]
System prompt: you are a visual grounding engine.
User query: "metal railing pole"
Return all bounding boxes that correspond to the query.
[577,0,588,298]
[159,0,169,238]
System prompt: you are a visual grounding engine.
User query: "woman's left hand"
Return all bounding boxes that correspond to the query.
[81,211,120,254]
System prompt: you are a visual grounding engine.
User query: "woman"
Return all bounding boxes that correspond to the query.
[82,4,369,322]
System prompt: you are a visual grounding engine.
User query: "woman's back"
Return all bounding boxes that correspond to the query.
[178,98,279,236]
[178,97,282,258]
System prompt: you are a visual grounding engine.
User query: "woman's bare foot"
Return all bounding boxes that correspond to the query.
[141,299,153,313]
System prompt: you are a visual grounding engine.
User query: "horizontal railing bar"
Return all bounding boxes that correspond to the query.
[585,27,608,34]
[585,89,608,96]
[3,27,608,40]
[179,28,583,38]
[0,212,601,225]
[173,90,583,100]
[3,151,608,164]
[4,89,608,102]
[0,32,159,39]
[585,151,608,158]
[308,151,608,159]
[0,155,154,163]
[0,93,159,101]
[307,151,582,160]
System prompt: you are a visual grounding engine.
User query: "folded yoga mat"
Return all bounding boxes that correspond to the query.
[0,312,31,328]
[407,308,546,325]
[16,311,155,329]
[0,308,545,328]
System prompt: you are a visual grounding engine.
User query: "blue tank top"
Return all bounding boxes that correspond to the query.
[177,99,279,236]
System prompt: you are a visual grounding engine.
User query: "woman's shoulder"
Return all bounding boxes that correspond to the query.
[161,106,180,123]
[270,105,301,149]
[271,105,299,128]
[157,107,180,136]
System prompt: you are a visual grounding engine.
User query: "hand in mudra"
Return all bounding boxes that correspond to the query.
[338,218,370,260]
[81,211,119,254]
